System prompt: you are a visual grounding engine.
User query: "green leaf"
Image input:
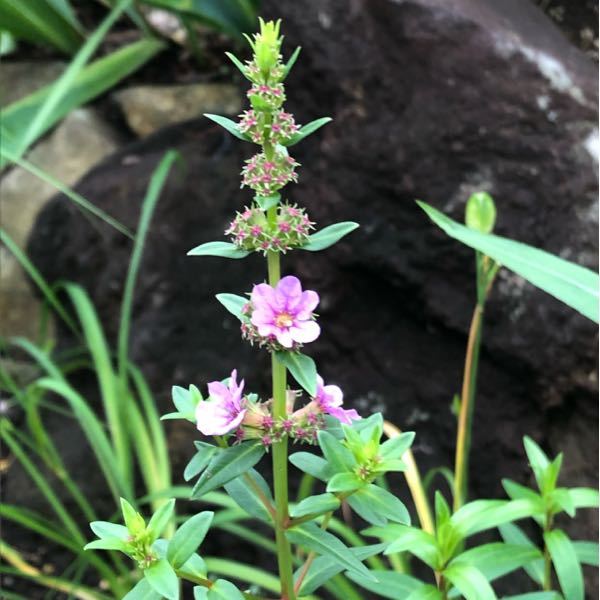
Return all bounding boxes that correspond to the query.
[451,499,539,537]
[417,201,599,323]
[345,570,422,599]
[195,588,208,600]
[274,351,317,396]
[282,46,301,80]
[167,511,214,569]
[0,0,83,54]
[215,293,248,321]
[83,537,128,551]
[286,117,332,146]
[302,222,360,252]
[450,542,543,583]
[290,493,340,518]
[185,443,219,481]
[379,431,415,460]
[224,468,274,522]
[144,558,179,600]
[124,579,162,600]
[178,553,207,579]
[191,442,265,499]
[296,543,386,595]
[498,523,544,585]
[568,487,599,509]
[444,564,497,600]
[317,430,356,474]
[523,436,551,492]
[544,529,584,600]
[383,525,439,569]
[500,594,561,600]
[502,479,543,504]
[550,488,575,517]
[89,521,128,540]
[225,51,252,80]
[204,114,250,141]
[187,241,250,259]
[406,585,444,600]
[2,28,163,165]
[255,193,280,211]
[347,484,411,526]
[206,579,245,600]
[327,472,363,494]
[289,452,333,481]
[573,540,599,566]
[286,522,377,581]
[120,498,144,533]
[147,499,175,542]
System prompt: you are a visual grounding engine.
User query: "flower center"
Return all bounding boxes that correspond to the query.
[275,311,294,328]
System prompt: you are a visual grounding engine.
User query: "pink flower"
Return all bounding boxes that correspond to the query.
[250,276,320,348]
[196,370,246,435]
[314,375,361,424]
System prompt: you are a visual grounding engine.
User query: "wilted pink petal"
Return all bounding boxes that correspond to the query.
[314,374,361,424]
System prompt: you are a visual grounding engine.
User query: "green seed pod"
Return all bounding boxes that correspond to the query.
[465,191,497,234]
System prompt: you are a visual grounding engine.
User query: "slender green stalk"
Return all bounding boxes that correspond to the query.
[542,513,553,591]
[454,250,496,511]
[266,248,295,600]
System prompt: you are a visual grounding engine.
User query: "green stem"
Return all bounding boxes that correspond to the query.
[542,514,553,591]
[453,251,488,512]
[266,247,295,600]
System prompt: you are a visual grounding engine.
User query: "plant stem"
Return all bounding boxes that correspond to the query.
[453,302,483,511]
[454,251,493,511]
[266,246,295,600]
[542,513,554,591]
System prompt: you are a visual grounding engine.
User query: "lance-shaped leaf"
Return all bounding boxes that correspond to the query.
[144,558,179,600]
[192,442,265,499]
[289,452,333,481]
[204,114,250,142]
[544,529,583,600]
[573,540,599,566]
[449,542,543,583]
[347,484,411,526]
[167,511,214,568]
[286,117,332,146]
[224,468,274,522]
[282,46,301,80]
[296,543,387,595]
[286,522,377,582]
[345,570,422,599]
[274,351,317,396]
[418,201,599,323]
[498,523,544,585]
[443,564,496,600]
[406,585,444,600]
[216,293,248,321]
[124,579,162,600]
[302,222,360,252]
[225,51,252,81]
[185,443,218,481]
[290,493,340,519]
[382,525,440,569]
[147,499,175,541]
[187,241,250,259]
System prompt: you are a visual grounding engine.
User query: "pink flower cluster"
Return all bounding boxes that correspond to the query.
[241,151,299,196]
[247,83,286,110]
[226,204,314,254]
[195,369,361,443]
[238,109,299,146]
[241,276,320,351]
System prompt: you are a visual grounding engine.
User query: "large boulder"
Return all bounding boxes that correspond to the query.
[25,0,597,592]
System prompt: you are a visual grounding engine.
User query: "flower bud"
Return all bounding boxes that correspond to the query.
[251,18,283,76]
[465,191,496,234]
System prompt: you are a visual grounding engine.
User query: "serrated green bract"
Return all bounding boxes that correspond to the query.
[301,222,359,252]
